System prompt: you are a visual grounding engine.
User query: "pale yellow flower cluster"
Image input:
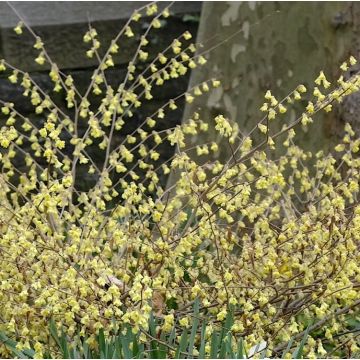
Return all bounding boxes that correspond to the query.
[0,5,359,359]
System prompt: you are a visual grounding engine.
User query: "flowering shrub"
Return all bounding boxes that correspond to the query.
[0,3,360,359]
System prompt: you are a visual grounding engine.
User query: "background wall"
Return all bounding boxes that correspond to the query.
[0,2,202,189]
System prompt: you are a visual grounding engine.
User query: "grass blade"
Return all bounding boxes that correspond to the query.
[157,330,169,359]
[226,331,234,359]
[219,308,234,358]
[199,319,207,359]
[188,298,200,357]
[49,319,61,350]
[132,333,140,358]
[210,332,220,359]
[282,336,295,358]
[0,331,34,359]
[98,328,106,359]
[149,313,160,358]
[59,329,70,359]
[292,324,312,359]
[81,336,91,359]
[236,337,246,359]
[168,323,177,348]
[120,329,132,359]
[114,335,122,359]
[175,328,188,359]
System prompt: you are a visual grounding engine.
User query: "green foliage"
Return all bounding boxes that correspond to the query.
[292,324,312,359]
[1,305,312,359]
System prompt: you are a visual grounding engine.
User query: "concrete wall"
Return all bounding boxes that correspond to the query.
[0,2,202,71]
[0,2,201,27]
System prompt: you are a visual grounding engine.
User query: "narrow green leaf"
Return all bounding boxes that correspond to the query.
[22,347,36,358]
[106,337,114,360]
[111,348,118,359]
[199,320,207,359]
[226,331,234,359]
[114,336,122,359]
[157,330,168,358]
[219,306,235,358]
[120,332,132,359]
[137,342,145,359]
[168,323,177,348]
[282,337,295,358]
[82,337,91,359]
[149,313,160,358]
[0,331,33,359]
[72,348,79,359]
[59,329,70,359]
[70,336,79,359]
[132,333,140,358]
[236,337,245,359]
[98,328,106,359]
[292,324,312,359]
[210,332,220,359]
[175,328,188,359]
[49,319,61,350]
[224,306,235,333]
[219,336,227,358]
[188,298,200,357]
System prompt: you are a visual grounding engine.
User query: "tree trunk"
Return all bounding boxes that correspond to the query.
[179,2,360,164]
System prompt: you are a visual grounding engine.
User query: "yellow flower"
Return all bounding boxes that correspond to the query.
[265,90,272,99]
[306,101,315,114]
[212,79,221,88]
[35,52,46,65]
[125,26,134,38]
[324,104,332,112]
[8,71,18,83]
[278,104,287,114]
[139,50,148,61]
[260,103,268,112]
[179,316,190,328]
[146,4,158,16]
[159,53,167,64]
[315,70,330,88]
[268,108,277,119]
[340,62,348,71]
[152,19,161,29]
[34,37,44,49]
[258,123,268,134]
[183,31,192,40]
[214,114,232,137]
[217,308,227,321]
[0,60,6,72]
[185,93,194,103]
[39,128,47,138]
[132,11,141,21]
[301,113,312,126]
[162,8,170,18]
[297,84,307,93]
[198,55,207,65]
[14,21,23,35]
[349,55,357,65]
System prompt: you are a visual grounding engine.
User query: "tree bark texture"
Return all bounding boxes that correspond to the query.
[181,2,360,163]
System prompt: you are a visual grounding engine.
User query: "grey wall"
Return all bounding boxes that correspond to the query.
[0,2,203,189]
[0,2,202,71]
[0,2,202,27]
